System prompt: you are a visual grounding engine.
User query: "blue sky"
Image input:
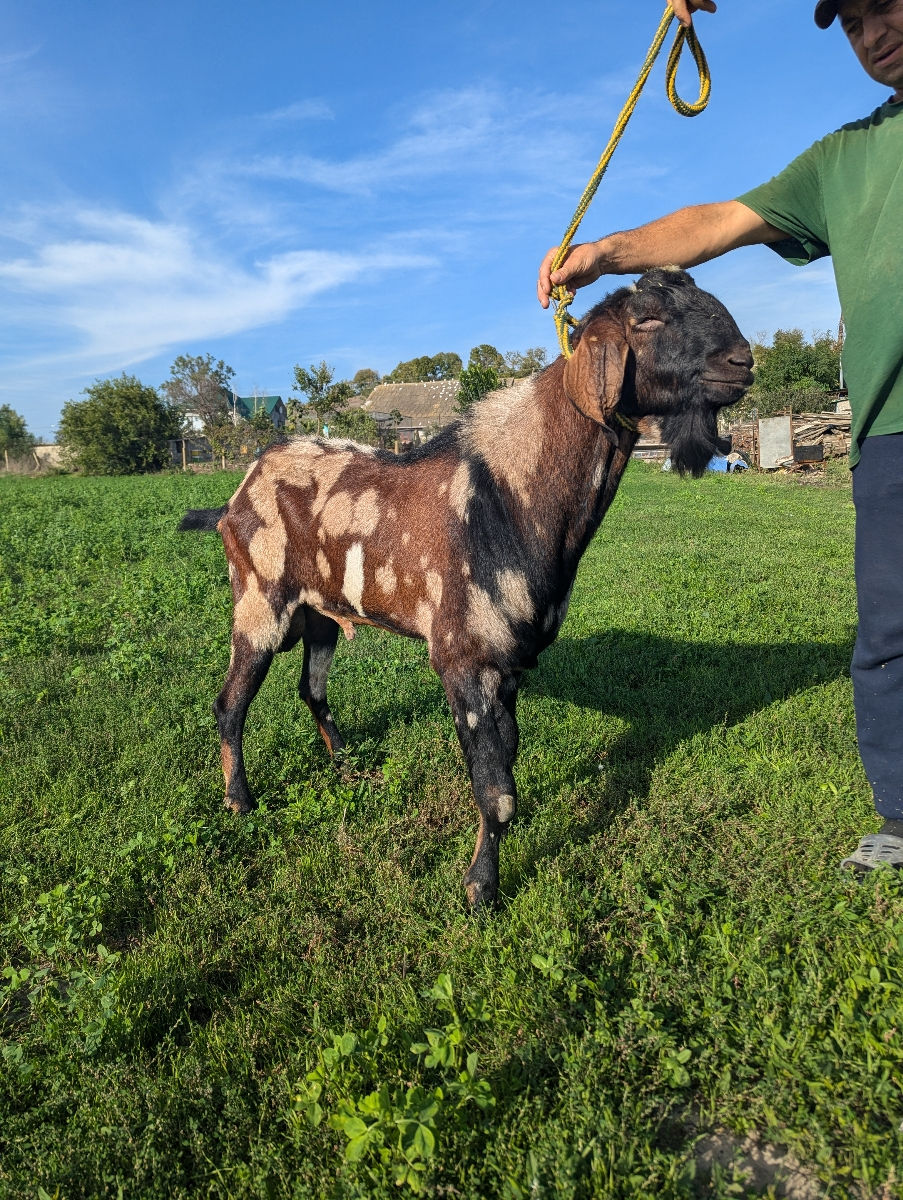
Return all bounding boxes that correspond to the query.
[0,1,885,441]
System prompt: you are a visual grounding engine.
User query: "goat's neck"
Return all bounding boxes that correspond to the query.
[467,362,637,570]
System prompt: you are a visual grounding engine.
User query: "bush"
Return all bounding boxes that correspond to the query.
[58,375,181,475]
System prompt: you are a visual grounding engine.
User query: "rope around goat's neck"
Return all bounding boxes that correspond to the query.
[551,6,711,359]
[614,411,639,434]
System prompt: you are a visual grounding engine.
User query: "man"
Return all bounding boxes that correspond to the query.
[538,0,903,874]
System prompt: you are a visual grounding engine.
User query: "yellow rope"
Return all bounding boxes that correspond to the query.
[551,6,711,358]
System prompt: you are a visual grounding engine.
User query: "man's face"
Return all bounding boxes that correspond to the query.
[838,0,903,99]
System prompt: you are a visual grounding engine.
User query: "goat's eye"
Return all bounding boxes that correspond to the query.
[633,318,665,332]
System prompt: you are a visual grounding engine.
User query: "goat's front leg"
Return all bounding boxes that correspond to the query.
[213,634,274,813]
[443,667,520,910]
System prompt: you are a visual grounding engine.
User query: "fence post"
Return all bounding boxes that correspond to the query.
[3,449,8,472]
[182,439,187,471]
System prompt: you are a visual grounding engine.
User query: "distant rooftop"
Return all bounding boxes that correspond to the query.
[348,380,460,426]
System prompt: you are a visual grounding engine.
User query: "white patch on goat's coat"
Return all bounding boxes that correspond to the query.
[387,506,398,521]
[248,519,287,582]
[466,379,544,503]
[325,437,375,455]
[591,456,607,492]
[342,543,365,614]
[494,794,516,824]
[234,574,289,650]
[466,711,478,729]
[230,459,261,510]
[496,569,532,623]
[414,600,433,641]
[352,489,381,537]
[481,666,501,690]
[318,488,381,541]
[437,482,448,498]
[449,461,473,521]
[402,531,411,546]
[375,560,397,596]
[316,550,331,580]
[426,570,443,608]
[244,475,287,582]
[309,452,354,518]
[280,439,324,461]
[320,490,353,538]
[419,554,430,569]
[461,562,471,578]
[467,587,515,655]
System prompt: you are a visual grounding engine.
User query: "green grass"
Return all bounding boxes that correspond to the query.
[1,464,901,1199]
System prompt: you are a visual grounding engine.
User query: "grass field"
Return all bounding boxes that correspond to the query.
[1,463,902,1199]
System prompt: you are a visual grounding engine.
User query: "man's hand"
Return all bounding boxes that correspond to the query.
[669,0,717,28]
[537,241,606,310]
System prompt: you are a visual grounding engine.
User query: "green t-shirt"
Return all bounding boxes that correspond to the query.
[736,100,903,465]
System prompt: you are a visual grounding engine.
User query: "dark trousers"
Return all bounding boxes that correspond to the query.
[852,432,903,821]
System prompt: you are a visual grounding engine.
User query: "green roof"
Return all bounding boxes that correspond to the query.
[233,395,284,419]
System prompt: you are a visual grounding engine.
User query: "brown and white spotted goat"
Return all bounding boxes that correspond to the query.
[180,268,753,908]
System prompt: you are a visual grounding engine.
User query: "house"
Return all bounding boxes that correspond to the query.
[345,380,461,442]
[230,394,287,430]
[182,392,287,432]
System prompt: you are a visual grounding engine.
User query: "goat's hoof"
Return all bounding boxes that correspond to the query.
[465,878,498,913]
[224,795,255,814]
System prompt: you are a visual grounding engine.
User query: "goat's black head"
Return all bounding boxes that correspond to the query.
[563,268,753,476]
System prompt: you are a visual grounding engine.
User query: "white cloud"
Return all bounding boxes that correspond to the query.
[241,85,592,198]
[0,46,41,68]
[0,208,434,370]
[262,98,334,122]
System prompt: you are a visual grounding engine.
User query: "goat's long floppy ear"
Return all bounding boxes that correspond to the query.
[563,319,629,425]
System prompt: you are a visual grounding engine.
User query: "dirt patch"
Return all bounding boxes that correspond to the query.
[692,1129,822,1198]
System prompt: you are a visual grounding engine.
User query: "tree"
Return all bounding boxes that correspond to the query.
[739,328,842,418]
[330,407,380,443]
[505,347,548,377]
[292,361,353,433]
[429,352,463,380]
[206,406,278,461]
[0,405,36,456]
[352,368,381,397]
[386,352,462,383]
[468,344,506,373]
[751,328,840,393]
[455,364,500,415]
[58,375,180,474]
[161,354,236,428]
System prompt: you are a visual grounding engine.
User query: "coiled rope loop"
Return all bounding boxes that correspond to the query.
[551,6,711,358]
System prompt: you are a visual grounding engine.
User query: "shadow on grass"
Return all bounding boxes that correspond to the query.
[508,630,855,890]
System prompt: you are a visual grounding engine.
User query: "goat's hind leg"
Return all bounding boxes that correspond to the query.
[298,608,346,755]
[443,668,520,910]
[213,633,275,813]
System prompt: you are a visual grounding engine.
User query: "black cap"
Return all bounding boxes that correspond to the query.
[815,0,839,27]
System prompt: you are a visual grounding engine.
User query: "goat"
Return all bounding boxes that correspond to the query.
[180,268,753,909]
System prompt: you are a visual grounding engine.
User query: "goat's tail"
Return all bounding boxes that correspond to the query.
[179,506,227,533]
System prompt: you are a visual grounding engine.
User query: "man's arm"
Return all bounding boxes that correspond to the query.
[537,201,787,308]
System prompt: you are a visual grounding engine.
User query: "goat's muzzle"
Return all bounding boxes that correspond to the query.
[701,343,754,405]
